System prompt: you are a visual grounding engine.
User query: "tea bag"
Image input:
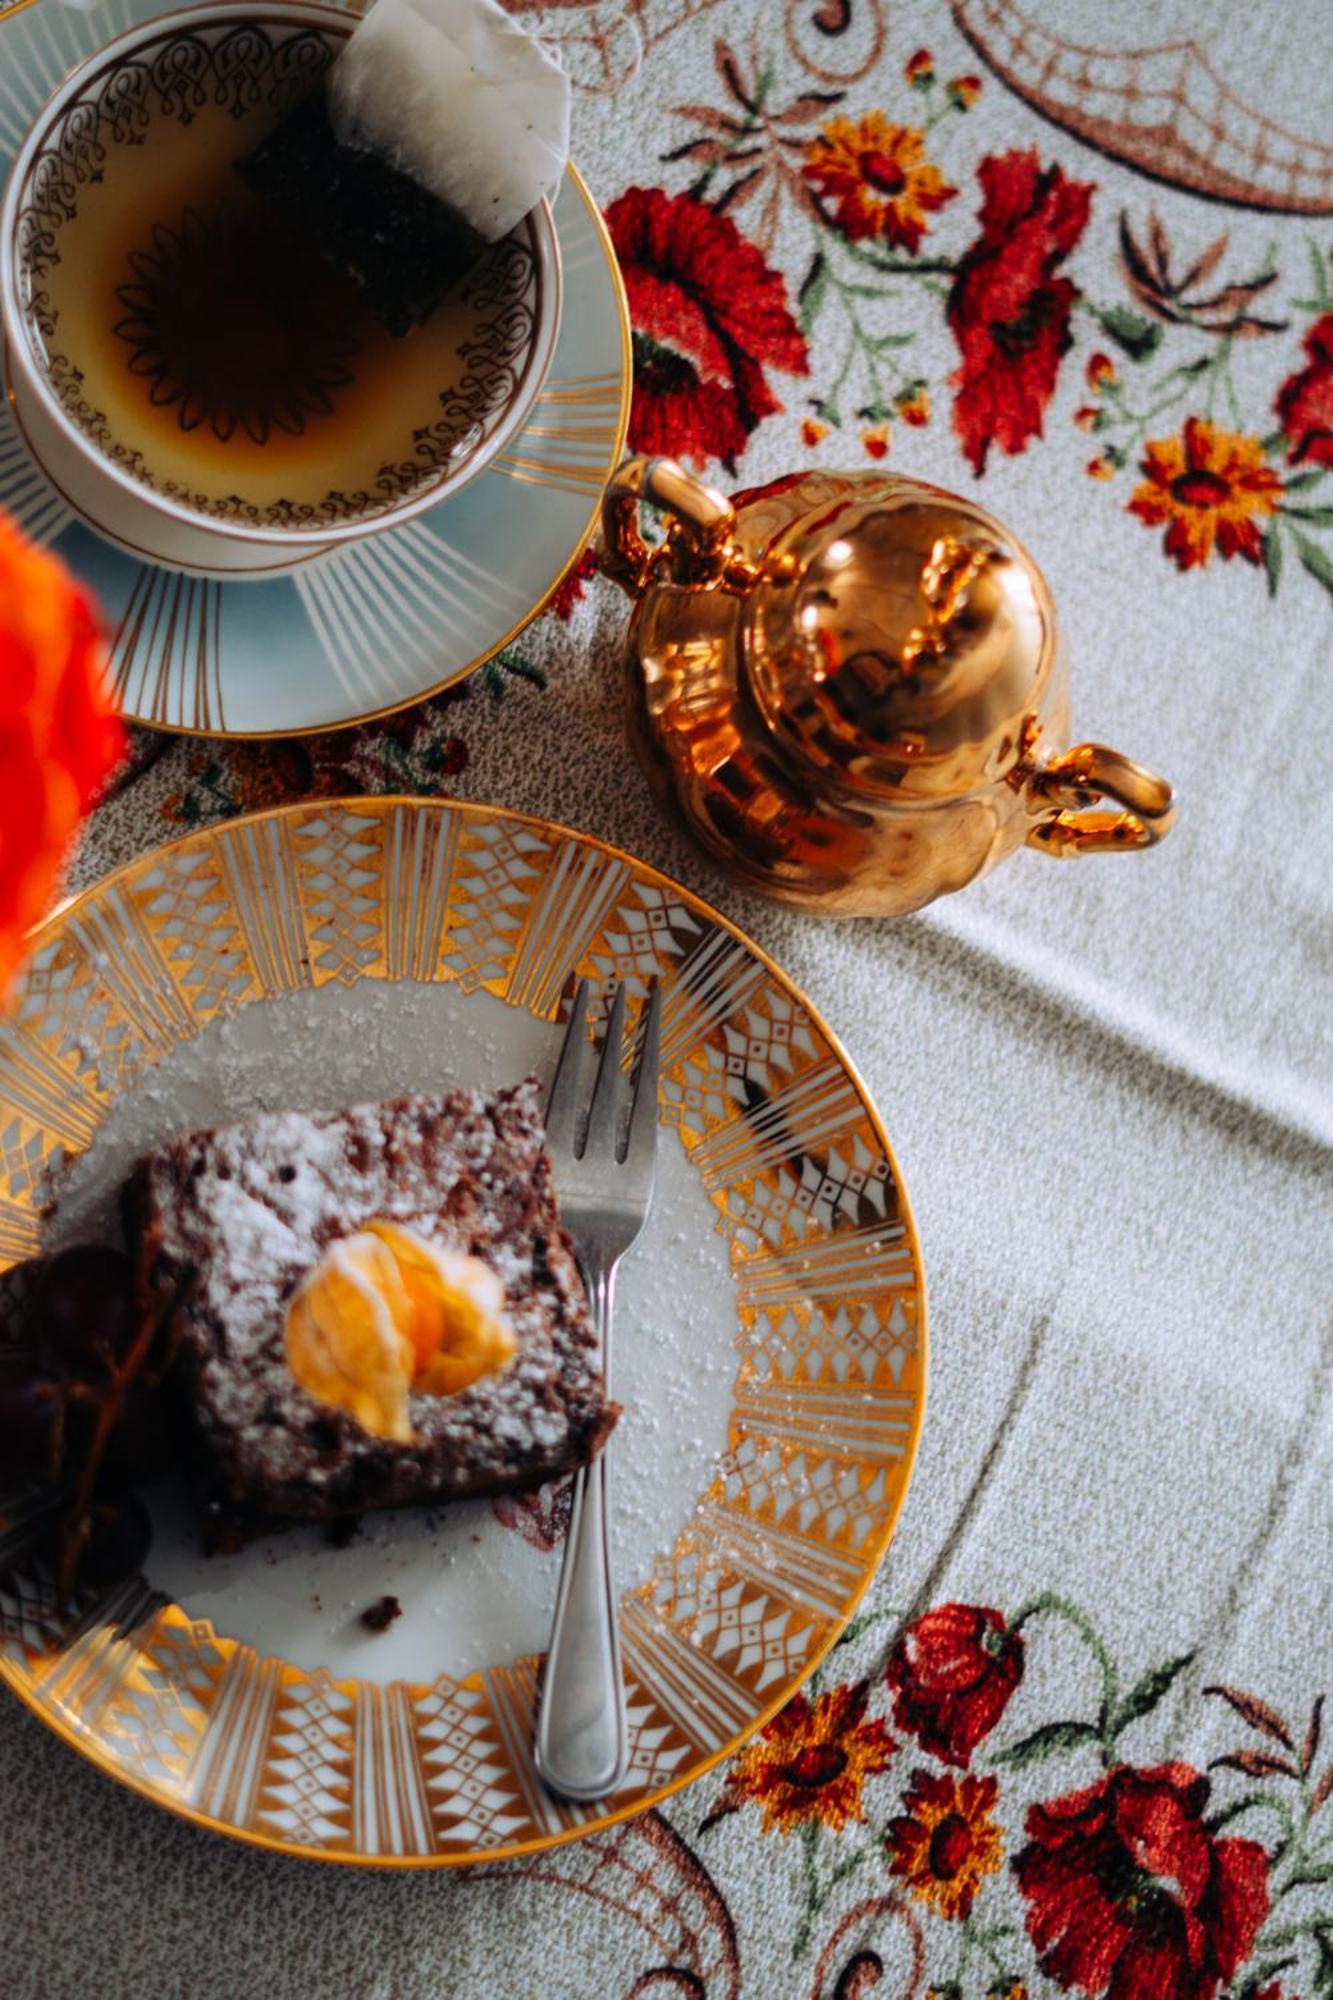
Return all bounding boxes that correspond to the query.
[236,0,569,336]
[331,0,570,244]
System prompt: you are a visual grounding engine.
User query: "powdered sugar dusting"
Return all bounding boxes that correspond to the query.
[47,979,736,1683]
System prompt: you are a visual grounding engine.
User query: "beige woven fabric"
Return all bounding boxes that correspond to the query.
[3,1,1331,1994]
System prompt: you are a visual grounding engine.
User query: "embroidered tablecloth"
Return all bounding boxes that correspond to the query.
[3,2,1332,1994]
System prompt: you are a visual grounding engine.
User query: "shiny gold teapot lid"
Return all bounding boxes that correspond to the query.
[741,479,1054,798]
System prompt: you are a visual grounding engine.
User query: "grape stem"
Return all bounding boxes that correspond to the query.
[56,1280,175,1602]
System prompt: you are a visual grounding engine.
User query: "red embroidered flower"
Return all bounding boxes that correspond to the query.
[1128,419,1282,569]
[885,1769,1005,1919]
[947,75,983,111]
[897,384,931,426]
[947,150,1094,475]
[605,187,808,470]
[1276,312,1333,468]
[1014,1763,1270,2000]
[545,545,598,620]
[887,1603,1025,1767]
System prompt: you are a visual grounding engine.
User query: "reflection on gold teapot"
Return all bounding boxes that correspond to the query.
[601,457,1176,916]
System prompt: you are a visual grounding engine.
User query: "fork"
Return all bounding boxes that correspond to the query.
[533,976,663,1802]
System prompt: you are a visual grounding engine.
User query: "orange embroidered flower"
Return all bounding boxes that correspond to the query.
[721,1681,896,1833]
[897,385,931,426]
[1073,405,1101,431]
[1086,455,1117,480]
[862,423,891,459]
[803,114,957,254]
[1086,350,1117,392]
[904,48,934,88]
[1128,418,1283,569]
[885,1770,1005,1920]
[0,513,122,998]
[947,74,982,110]
[801,416,829,448]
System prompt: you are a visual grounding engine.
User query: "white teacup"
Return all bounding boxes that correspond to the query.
[0,1,560,578]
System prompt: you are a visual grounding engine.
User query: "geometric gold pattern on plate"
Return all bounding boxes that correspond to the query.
[0,800,926,1864]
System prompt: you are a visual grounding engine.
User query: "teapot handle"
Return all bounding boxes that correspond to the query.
[1025,742,1177,856]
[600,456,742,595]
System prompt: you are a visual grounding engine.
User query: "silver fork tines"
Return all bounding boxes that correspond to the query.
[533,978,662,1803]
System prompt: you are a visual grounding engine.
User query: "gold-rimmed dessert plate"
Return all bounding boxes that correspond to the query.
[0,798,926,1866]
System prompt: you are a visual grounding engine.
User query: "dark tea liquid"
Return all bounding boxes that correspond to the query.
[39,97,483,515]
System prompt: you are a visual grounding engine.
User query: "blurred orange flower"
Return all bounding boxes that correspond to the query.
[0,513,122,994]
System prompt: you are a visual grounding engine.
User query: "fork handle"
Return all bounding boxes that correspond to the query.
[532,1268,627,1802]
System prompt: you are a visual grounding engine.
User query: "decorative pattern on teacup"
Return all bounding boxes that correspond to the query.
[11,18,540,530]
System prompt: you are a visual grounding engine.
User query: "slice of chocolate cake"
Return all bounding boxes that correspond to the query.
[125,1081,616,1548]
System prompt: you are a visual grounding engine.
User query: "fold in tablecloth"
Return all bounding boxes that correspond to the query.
[3,2,1330,1994]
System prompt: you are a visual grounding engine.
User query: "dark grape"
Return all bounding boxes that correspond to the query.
[0,1373,65,1486]
[76,1492,152,1589]
[34,1246,137,1382]
[95,1380,178,1491]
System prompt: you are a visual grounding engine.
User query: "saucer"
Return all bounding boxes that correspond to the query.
[0,0,629,736]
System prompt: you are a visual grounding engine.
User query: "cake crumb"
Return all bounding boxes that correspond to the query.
[361,1593,402,1633]
[325,1515,362,1549]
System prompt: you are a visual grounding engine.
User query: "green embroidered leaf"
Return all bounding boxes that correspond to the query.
[1309,239,1333,308]
[992,1720,1101,1769]
[1283,469,1329,492]
[1235,1961,1298,2000]
[1315,1925,1333,1999]
[1094,305,1163,362]
[1109,1651,1195,1738]
[1264,527,1284,597]
[1284,1860,1333,1890]
[1282,505,1333,526]
[1294,530,1333,599]
[798,253,828,335]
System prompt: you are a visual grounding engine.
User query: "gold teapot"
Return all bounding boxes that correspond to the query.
[602,457,1176,916]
